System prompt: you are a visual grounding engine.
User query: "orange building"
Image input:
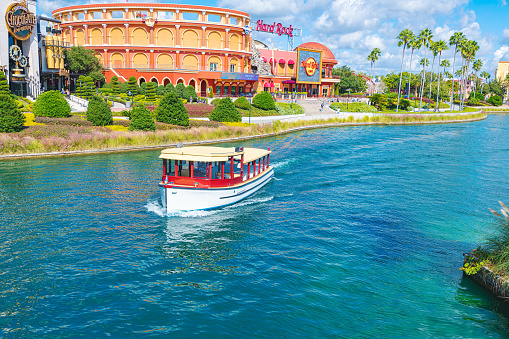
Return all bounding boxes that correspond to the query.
[52,3,254,97]
[51,3,339,98]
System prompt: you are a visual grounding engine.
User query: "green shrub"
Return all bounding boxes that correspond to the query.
[183,85,198,101]
[252,91,275,110]
[86,95,113,126]
[156,85,166,95]
[139,82,147,95]
[274,102,304,115]
[399,98,411,110]
[468,97,480,106]
[487,95,503,107]
[129,104,156,131]
[110,76,121,95]
[0,71,9,95]
[0,94,25,132]
[33,90,71,118]
[209,97,241,122]
[330,102,377,113]
[127,76,138,95]
[98,88,112,94]
[175,83,185,98]
[209,87,214,98]
[145,82,156,101]
[211,98,221,106]
[469,91,484,101]
[156,92,189,127]
[369,93,389,111]
[165,83,175,94]
[234,97,250,110]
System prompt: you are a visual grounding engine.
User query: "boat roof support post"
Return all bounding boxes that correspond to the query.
[190,161,194,178]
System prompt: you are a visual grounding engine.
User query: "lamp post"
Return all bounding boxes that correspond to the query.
[248,98,251,124]
[347,88,351,111]
[79,79,81,98]
[85,81,88,100]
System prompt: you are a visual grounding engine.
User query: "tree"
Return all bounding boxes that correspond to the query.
[0,94,25,133]
[86,95,113,126]
[127,76,138,95]
[156,92,189,126]
[145,82,156,101]
[407,38,421,97]
[64,46,105,83]
[371,48,381,80]
[129,104,156,131]
[449,32,466,111]
[209,97,242,122]
[417,28,433,112]
[433,40,448,110]
[109,76,121,95]
[472,59,483,93]
[428,41,439,104]
[165,83,175,94]
[490,79,504,96]
[396,28,414,112]
[175,83,185,98]
[183,85,198,101]
[156,85,166,95]
[33,90,71,118]
[337,74,368,94]
[252,91,275,110]
[480,71,490,95]
[459,40,479,110]
[0,71,9,95]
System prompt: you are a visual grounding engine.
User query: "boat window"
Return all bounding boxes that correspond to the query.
[178,161,190,177]
[168,160,175,176]
[211,162,222,179]
[193,161,208,178]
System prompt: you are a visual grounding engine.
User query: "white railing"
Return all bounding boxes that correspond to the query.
[69,95,89,107]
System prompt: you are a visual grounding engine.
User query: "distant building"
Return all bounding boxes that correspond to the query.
[495,61,509,96]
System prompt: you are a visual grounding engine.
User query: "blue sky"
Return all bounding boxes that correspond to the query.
[37,0,509,78]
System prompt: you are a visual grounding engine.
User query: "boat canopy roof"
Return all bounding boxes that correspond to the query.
[160,146,271,163]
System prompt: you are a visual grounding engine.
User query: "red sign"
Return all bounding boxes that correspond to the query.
[255,20,293,37]
[301,58,320,76]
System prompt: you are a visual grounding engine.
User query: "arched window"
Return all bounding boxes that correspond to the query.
[182,55,199,70]
[109,28,124,45]
[208,56,222,72]
[132,53,149,69]
[75,28,85,46]
[90,28,102,45]
[110,52,124,68]
[182,30,199,48]
[229,34,240,51]
[207,31,222,49]
[156,28,174,47]
[63,29,71,44]
[229,57,239,72]
[157,54,173,69]
[132,28,148,45]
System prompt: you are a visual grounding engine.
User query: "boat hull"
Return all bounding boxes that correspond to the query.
[159,168,274,211]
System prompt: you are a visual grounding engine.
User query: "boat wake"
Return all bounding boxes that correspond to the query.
[272,160,290,169]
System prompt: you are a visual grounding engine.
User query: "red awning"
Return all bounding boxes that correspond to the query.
[287,59,295,65]
[278,58,285,64]
[263,82,271,87]
[262,57,267,62]
[270,83,275,88]
[269,58,275,63]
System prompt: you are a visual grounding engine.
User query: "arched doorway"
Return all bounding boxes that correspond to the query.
[189,79,196,89]
[200,80,207,97]
[177,79,184,85]
[163,78,171,86]
[139,78,146,85]
[151,78,158,85]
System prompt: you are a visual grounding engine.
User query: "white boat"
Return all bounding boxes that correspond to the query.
[158,145,274,211]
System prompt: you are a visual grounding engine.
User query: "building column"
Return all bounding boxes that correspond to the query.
[224,53,228,72]
[175,25,181,47]
[175,51,180,68]
[201,52,206,71]
[241,19,245,51]
[240,57,244,73]
[84,9,88,21]
[83,24,89,46]
[201,26,206,48]
[69,25,74,46]
[125,49,130,68]
[103,49,109,68]
[124,23,130,45]
[150,50,154,69]
[225,29,230,49]
[149,27,154,46]
[102,24,107,45]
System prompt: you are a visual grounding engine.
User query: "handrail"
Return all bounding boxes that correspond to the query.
[68,95,89,107]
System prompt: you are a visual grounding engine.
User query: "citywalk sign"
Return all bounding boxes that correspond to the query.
[5,0,36,41]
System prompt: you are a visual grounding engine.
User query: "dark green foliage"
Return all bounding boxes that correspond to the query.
[33,90,71,118]
[209,97,242,122]
[110,76,121,95]
[156,92,189,127]
[129,104,156,131]
[183,85,198,101]
[211,98,221,106]
[0,71,9,95]
[76,75,95,99]
[165,83,175,94]
[175,83,185,98]
[399,98,411,110]
[0,94,25,132]
[139,82,147,95]
[127,76,139,95]
[86,95,113,126]
[469,91,484,101]
[120,81,129,94]
[64,46,105,83]
[468,97,480,106]
[156,85,166,95]
[209,87,214,98]
[252,91,275,110]
[333,65,368,93]
[234,97,250,110]
[487,95,503,106]
[370,93,388,111]
[145,82,156,101]
[489,80,505,97]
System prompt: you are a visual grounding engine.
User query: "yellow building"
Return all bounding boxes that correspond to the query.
[495,61,509,96]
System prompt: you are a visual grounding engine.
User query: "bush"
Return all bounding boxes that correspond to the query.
[369,93,389,111]
[110,76,121,95]
[156,85,166,95]
[175,83,185,98]
[33,90,71,118]
[183,85,198,101]
[469,91,484,101]
[209,97,242,122]
[211,98,221,106]
[234,97,250,110]
[252,91,275,110]
[156,92,189,127]
[399,98,411,110]
[86,95,113,126]
[330,102,377,113]
[209,87,214,98]
[487,95,503,107]
[0,71,9,95]
[129,104,156,131]
[145,82,156,101]
[34,115,93,127]
[139,82,147,95]
[274,102,305,115]
[467,97,480,106]
[127,76,138,95]
[0,94,25,132]
[165,83,175,94]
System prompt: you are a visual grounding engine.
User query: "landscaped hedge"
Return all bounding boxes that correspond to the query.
[330,102,377,113]
[129,105,156,131]
[156,92,189,127]
[252,92,275,110]
[34,115,93,127]
[86,95,113,126]
[234,97,250,110]
[0,94,25,132]
[33,91,71,118]
[209,97,241,122]
[211,98,221,106]
[274,102,305,115]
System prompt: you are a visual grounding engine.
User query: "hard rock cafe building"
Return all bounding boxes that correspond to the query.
[1,0,39,97]
[51,3,339,98]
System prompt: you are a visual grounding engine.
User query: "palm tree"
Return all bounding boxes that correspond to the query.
[418,57,429,106]
[472,59,483,94]
[367,52,375,80]
[480,71,490,95]
[371,48,381,80]
[417,28,433,112]
[441,59,450,76]
[434,40,449,111]
[396,29,414,112]
[449,32,466,112]
[407,38,421,101]
[460,40,479,110]
[428,41,439,105]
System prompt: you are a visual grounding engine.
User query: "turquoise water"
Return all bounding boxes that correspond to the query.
[1,115,509,337]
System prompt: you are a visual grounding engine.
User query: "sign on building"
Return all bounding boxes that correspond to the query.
[5,0,36,41]
[296,48,322,84]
